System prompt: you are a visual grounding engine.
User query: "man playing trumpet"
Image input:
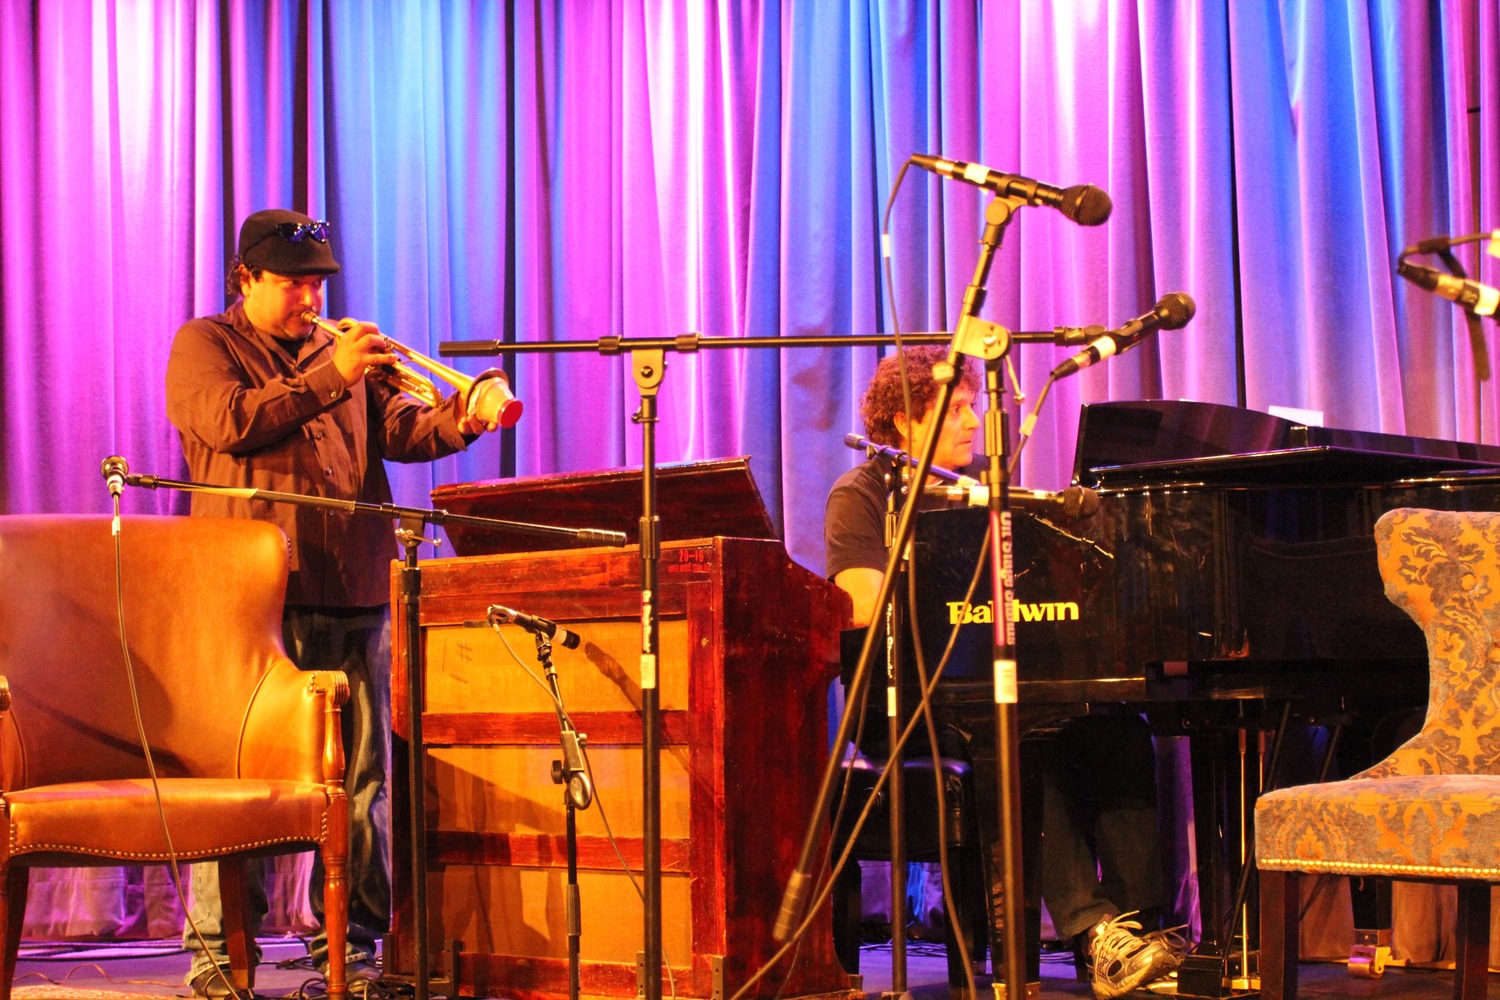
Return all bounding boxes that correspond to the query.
[165,208,503,998]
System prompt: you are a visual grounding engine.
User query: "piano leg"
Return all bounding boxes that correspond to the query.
[1172,713,1266,1000]
[831,861,864,980]
[1176,702,1415,997]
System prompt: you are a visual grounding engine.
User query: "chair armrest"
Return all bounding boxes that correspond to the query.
[308,669,349,790]
[0,675,15,794]
[238,660,349,785]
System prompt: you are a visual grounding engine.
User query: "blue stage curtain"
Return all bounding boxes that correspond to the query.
[3,0,1496,566]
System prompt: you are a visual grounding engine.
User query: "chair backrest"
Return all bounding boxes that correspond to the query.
[0,514,292,789]
[1367,506,1500,777]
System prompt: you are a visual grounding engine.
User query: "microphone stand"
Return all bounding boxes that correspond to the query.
[960,194,1027,1000]
[634,349,665,1000]
[117,470,624,1000]
[880,457,911,1000]
[521,626,593,1000]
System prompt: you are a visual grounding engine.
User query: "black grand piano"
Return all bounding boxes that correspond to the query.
[904,399,1500,992]
[916,398,1500,703]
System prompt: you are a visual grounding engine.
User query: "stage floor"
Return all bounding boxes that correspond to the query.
[8,936,1472,1000]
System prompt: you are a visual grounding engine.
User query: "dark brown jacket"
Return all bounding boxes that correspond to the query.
[166,301,470,607]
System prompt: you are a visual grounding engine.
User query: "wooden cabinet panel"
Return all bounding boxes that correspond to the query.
[389,537,856,1000]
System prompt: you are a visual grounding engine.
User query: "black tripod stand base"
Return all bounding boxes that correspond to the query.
[1176,952,1259,1000]
[378,935,463,998]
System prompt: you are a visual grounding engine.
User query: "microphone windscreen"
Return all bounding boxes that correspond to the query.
[1075,486,1102,518]
[1061,184,1113,227]
[1058,485,1102,519]
[1157,292,1196,329]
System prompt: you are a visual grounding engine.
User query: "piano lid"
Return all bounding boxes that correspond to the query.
[1072,400,1500,488]
[430,456,777,556]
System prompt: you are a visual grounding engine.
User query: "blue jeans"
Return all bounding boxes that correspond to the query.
[1038,714,1162,940]
[185,605,392,981]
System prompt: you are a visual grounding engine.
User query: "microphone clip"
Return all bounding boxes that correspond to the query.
[551,733,594,811]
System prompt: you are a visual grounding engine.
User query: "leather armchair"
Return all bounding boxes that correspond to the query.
[0,515,350,1000]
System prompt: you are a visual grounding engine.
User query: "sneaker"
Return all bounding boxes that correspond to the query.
[1089,911,1184,1000]
[1143,925,1189,964]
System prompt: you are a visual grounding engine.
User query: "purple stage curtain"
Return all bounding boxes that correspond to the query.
[2,0,1497,954]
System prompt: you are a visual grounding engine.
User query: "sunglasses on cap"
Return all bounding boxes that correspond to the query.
[243,220,331,255]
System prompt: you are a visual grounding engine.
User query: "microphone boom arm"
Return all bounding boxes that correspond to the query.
[104,465,625,546]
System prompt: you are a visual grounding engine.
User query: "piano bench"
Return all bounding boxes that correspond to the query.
[830,756,987,988]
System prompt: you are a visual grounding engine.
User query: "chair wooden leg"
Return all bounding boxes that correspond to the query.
[323,842,350,1000]
[1453,883,1490,1000]
[217,859,254,995]
[942,840,986,991]
[1258,869,1300,1000]
[830,859,862,976]
[0,867,30,1000]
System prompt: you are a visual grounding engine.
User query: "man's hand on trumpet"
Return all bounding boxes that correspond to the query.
[330,318,401,387]
[456,406,500,436]
[325,316,502,436]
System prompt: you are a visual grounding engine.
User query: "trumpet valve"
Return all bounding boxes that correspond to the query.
[465,369,523,428]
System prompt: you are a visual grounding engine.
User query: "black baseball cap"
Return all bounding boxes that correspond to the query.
[237,209,341,275]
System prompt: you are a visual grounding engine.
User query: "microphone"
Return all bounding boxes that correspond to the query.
[911,153,1112,227]
[472,609,594,810]
[101,455,129,497]
[1397,261,1499,317]
[488,604,582,650]
[928,481,1101,518]
[844,432,980,488]
[1408,235,1463,255]
[843,434,1100,518]
[1052,324,1108,346]
[1009,485,1101,519]
[1050,292,1197,379]
[1403,230,1500,256]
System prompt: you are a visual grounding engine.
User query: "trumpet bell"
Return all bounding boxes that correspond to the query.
[466,369,523,428]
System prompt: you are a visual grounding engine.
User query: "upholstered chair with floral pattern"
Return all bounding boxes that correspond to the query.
[1256,507,1500,1000]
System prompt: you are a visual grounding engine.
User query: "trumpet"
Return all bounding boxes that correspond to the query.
[302,312,522,428]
